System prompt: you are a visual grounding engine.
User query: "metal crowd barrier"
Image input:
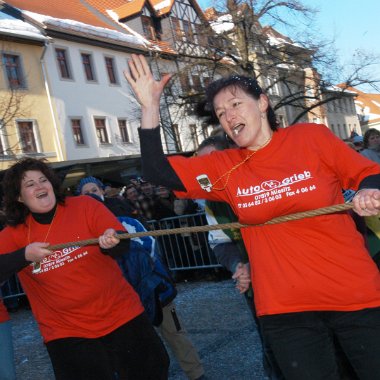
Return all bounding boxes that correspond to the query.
[147,212,222,272]
[1,274,24,302]
[1,213,222,302]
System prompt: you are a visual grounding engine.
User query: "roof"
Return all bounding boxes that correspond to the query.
[112,0,175,21]
[0,5,47,42]
[345,86,380,121]
[2,0,195,54]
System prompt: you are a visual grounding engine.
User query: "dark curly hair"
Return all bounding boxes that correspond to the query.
[2,158,65,226]
[363,128,380,149]
[205,75,279,131]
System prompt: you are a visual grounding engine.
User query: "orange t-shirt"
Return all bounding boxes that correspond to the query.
[0,196,143,342]
[169,123,380,316]
[0,299,9,323]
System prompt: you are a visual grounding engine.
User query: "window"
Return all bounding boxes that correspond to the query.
[81,53,96,81]
[3,54,25,89]
[105,57,118,84]
[191,74,202,92]
[141,15,156,40]
[171,17,182,39]
[17,121,37,153]
[201,122,209,139]
[172,124,182,151]
[0,131,5,155]
[179,71,191,93]
[190,124,199,148]
[94,118,109,144]
[182,20,193,40]
[194,24,207,46]
[55,48,72,79]
[71,119,85,145]
[118,119,130,143]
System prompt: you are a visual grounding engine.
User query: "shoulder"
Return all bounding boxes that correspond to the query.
[286,123,331,136]
[65,195,105,211]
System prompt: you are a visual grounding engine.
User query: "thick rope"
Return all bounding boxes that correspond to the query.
[48,202,354,251]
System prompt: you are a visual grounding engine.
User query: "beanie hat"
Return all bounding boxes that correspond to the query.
[352,135,363,144]
[76,176,104,195]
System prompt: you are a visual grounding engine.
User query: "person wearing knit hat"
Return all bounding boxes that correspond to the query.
[76,176,105,198]
[77,176,134,217]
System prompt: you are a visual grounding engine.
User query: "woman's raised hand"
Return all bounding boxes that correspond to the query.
[124,54,171,109]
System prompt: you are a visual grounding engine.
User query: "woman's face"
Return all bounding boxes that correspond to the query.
[368,133,380,149]
[18,170,56,213]
[213,86,271,150]
[81,183,104,200]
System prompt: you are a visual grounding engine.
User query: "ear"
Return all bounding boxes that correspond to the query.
[18,195,24,203]
[258,94,269,113]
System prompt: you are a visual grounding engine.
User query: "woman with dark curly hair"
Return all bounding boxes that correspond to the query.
[0,158,169,380]
[361,128,380,164]
[125,54,380,380]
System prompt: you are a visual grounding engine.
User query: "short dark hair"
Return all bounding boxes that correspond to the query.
[197,135,231,153]
[2,158,65,226]
[205,75,279,131]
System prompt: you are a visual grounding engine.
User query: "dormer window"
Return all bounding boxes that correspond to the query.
[141,15,156,40]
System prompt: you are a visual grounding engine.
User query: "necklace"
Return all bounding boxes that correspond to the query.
[212,132,273,191]
[28,207,57,273]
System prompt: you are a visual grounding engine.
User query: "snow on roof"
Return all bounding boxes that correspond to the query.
[210,14,234,34]
[325,85,357,95]
[24,10,147,48]
[0,10,47,41]
[106,9,151,47]
[153,0,172,12]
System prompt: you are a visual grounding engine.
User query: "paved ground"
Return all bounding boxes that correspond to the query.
[10,277,267,380]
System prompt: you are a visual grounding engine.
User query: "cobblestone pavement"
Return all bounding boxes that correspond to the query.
[11,279,266,380]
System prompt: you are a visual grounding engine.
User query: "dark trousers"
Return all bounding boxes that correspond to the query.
[259,307,380,380]
[46,312,169,380]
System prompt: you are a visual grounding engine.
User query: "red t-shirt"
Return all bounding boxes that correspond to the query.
[0,196,143,342]
[0,299,9,323]
[169,123,380,316]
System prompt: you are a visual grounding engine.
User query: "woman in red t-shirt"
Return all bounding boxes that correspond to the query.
[0,158,169,380]
[125,54,380,380]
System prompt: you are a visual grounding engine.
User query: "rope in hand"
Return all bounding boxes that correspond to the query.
[47,202,354,251]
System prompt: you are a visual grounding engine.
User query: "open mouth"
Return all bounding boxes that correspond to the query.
[232,123,244,137]
[36,192,48,199]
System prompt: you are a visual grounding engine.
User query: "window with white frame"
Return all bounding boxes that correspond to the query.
[2,53,26,89]
[17,121,38,153]
[265,77,279,96]
[118,119,130,143]
[55,48,72,79]
[190,124,199,148]
[70,119,85,145]
[94,117,109,144]
[172,124,182,151]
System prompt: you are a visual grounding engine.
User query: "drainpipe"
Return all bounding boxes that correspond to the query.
[40,43,64,161]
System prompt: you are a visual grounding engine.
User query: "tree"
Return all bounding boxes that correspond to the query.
[0,87,28,157]
[154,0,380,133]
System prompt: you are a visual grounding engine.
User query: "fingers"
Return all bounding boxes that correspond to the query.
[99,229,120,249]
[126,54,149,81]
[352,188,380,216]
[233,263,251,293]
[25,242,52,262]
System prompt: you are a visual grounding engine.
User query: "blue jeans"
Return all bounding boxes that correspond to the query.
[0,320,16,380]
[259,307,380,380]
